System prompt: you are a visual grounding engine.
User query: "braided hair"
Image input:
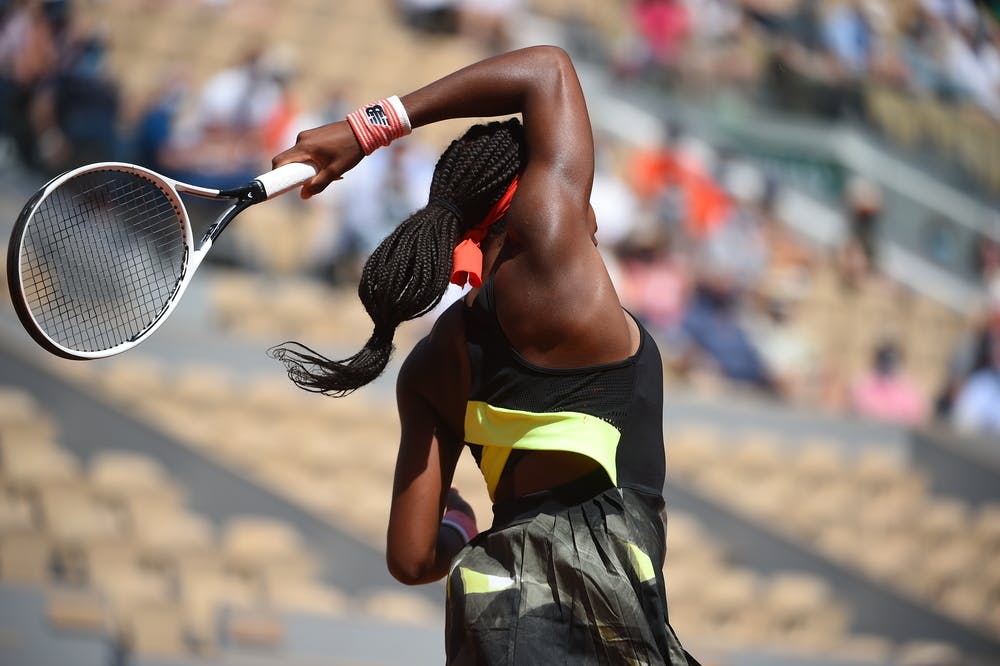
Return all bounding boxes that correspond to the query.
[270,118,525,396]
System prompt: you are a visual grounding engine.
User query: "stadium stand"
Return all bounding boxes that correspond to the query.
[2,1,999,665]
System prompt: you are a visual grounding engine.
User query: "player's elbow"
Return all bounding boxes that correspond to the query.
[386,552,437,586]
[527,45,575,86]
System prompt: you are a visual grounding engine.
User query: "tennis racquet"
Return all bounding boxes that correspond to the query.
[6,161,316,360]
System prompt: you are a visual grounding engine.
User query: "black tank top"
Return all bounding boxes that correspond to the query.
[463,280,666,501]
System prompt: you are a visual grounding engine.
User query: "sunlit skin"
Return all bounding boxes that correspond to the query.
[273,46,638,585]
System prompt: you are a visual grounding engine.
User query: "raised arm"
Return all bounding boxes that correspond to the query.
[273,45,595,238]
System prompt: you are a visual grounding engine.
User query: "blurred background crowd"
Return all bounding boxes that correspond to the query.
[1,1,1000,666]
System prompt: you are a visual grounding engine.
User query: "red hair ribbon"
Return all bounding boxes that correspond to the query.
[450,174,520,287]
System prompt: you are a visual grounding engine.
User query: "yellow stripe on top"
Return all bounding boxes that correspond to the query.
[464,401,621,500]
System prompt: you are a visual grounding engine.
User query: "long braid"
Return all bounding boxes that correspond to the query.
[270,118,525,396]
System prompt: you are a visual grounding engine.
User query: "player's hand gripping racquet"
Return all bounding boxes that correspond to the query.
[6,161,316,360]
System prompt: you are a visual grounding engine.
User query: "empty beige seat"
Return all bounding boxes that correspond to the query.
[0,531,51,583]
[700,567,757,624]
[94,358,167,404]
[895,640,963,666]
[77,539,142,587]
[791,439,844,486]
[838,634,895,662]
[90,454,186,528]
[938,581,989,625]
[126,602,188,658]
[46,587,111,636]
[134,511,215,569]
[222,516,317,577]
[985,601,1000,636]
[853,450,920,499]
[733,474,801,525]
[113,491,188,531]
[224,608,285,650]
[730,432,783,477]
[362,589,439,625]
[268,580,347,615]
[179,569,257,647]
[974,503,1000,552]
[241,376,310,417]
[665,425,721,478]
[0,387,39,418]
[172,366,234,408]
[0,388,58,446]
[854,534,919,585]
[917,542,980,598]
[815,523,861,564]
[89,451,174,494]
[854,486,921,536]
[37,485,121,545]
[918,498,970,545]
[97,566,173,622]
[2,446,81,491]
[765,572,831,617]
[0,490,35,533]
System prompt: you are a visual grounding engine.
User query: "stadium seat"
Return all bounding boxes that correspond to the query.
[267,580,347,616]
[2,446,82,491]
[0,531,51,584]
[895,640,963,666]
[46,587,111,636]
[126,602,189,659]
[221,517,318,579]
[177,569,255,648]
[134,511,216,571]
[0,490,35,534]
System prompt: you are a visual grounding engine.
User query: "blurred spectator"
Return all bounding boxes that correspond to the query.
[679,278,778,392]
[921,0,980,30]
[747,295,818,402]
[898,3,956,96]
[129,72,186,174]
[627,131,732,242]
[951,324,1000,435]
[702,161,769,287]
[456,0,521,54]
[934,295,1000,419]
[42,29,120,168]
[851,339,927,426]
[159,47,290,189]
[758,179,817,297]
[837,176,883,288]
[822,0,875,76]
[0,0,122,172]
[616,227,689,333]
[942,18,1000,117]
[591,139,641,248]
[396,0,458,36]
[0,0,57,169]
[617,0,691,80]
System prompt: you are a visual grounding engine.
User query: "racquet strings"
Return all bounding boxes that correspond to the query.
[18,169,187,353]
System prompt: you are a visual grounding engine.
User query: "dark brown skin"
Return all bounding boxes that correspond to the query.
[273,46,639,585]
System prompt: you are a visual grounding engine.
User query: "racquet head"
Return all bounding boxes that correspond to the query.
[7,163,193,359]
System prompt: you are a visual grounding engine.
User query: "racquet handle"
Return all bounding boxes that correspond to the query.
[255,162,318,199]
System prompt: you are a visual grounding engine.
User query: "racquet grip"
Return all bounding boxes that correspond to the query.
[255,162,317,199]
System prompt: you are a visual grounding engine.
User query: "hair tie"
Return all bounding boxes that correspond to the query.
[371,324,395,345]
[429,197,464,221]
[449,174,520,288]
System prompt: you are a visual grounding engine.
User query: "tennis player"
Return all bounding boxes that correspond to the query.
[271,45,698,665]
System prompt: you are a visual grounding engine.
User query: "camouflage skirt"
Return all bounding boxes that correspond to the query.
[445,473,696,665]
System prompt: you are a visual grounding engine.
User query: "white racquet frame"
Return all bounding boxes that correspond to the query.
[7,161,316,360]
